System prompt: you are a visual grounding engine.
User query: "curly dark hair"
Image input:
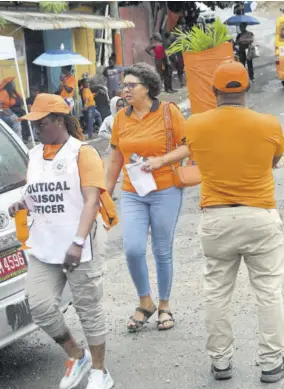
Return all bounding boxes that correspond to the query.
[124,62,162,99]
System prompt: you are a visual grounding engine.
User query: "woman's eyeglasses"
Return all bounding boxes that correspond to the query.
[120,82,143,90]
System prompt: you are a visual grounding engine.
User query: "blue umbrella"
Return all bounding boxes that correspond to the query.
[225,15,260,26]
[33,45,91,67]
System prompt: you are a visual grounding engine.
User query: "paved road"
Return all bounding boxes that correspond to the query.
[3,17,284,389]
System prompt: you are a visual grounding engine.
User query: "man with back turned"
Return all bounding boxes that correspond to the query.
[185,61,284,384]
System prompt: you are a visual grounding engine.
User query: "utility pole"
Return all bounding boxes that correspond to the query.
[110,1,123,66]
[143,2,154,36]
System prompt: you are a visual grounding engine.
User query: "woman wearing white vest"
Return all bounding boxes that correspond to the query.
[8,94,114,389]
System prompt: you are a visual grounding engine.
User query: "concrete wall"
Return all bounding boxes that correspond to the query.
[119,6,154,66]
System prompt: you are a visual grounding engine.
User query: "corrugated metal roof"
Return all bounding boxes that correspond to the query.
[0,10,135,30]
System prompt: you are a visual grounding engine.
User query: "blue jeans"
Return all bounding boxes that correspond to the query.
[121,187,183,300]
[84,106,102,137]
[1,113,14,128]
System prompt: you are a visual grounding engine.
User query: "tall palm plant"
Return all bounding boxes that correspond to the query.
[39,1,68,13]
[167,18,231,55]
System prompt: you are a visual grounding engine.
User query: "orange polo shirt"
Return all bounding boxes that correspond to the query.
[111,99,186,192]
[185,106,284,209]
[60,75,76,99]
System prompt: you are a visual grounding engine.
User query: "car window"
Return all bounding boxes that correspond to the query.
[0,123,28,194]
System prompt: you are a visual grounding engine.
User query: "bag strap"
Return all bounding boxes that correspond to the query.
[163,102,177,153]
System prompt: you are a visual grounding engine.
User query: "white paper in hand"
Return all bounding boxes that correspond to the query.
[126,160,157,196]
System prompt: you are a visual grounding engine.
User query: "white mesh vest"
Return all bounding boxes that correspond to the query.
[25,136,92,264]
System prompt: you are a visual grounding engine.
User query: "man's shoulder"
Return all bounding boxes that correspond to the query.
[186,107,281,127]
[246,109,280,125]
[186,108,218,125]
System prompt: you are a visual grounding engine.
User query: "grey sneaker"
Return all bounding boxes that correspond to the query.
[211,363,233,380]
[260,362,284,383]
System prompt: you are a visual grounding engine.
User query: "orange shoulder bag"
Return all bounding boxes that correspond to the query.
[163,102,201,188]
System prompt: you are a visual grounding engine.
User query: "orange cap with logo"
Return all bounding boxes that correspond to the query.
[21,93,70,121]
[213,60,249,93]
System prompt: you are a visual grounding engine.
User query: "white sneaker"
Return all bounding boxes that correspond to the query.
[86,368,114,389]
[59,348,92,389]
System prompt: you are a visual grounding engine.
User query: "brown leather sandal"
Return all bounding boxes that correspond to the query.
[157,309,175,331]
[127,306,157,333]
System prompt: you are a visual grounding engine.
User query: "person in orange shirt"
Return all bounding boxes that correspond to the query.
[0,77,22,109]
[185,61,284,383]
[106,63,189,332]
[0,77,23,137]
[81,78,102,139]
[9,94,114,389]
[58,66,76,112]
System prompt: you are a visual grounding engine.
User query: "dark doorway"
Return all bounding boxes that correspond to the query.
[24,29,48,93]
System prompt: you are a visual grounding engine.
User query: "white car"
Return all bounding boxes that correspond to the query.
[0,119,71,349]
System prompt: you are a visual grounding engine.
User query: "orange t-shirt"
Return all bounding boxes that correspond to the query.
[82,87,96,107]
[111,100,186,192]
[185,106,284,209]
[43,143,106,189]
[60,75,76,99]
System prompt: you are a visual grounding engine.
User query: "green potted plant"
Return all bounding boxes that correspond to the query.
[167,18,234,114]
[40,1,68,13]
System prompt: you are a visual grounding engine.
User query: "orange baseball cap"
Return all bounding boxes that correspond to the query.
[21,93,70,121]
[213,60,249,93]
[0,77,15,90]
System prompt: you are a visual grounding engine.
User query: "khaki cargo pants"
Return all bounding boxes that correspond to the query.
[26,214,108,346]
[199,206,284,372]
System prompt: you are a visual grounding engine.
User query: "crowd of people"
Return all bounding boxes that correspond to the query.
[0,17,257,147]
[0,55,125,143]
[6,56,284,389]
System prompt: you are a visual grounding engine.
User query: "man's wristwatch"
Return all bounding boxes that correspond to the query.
[73,237,85,248]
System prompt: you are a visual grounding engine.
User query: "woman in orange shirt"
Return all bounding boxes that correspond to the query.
[0,77,23,137]
[9,94,114,389]
[0,77,23,111]
[106,63,189,332]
